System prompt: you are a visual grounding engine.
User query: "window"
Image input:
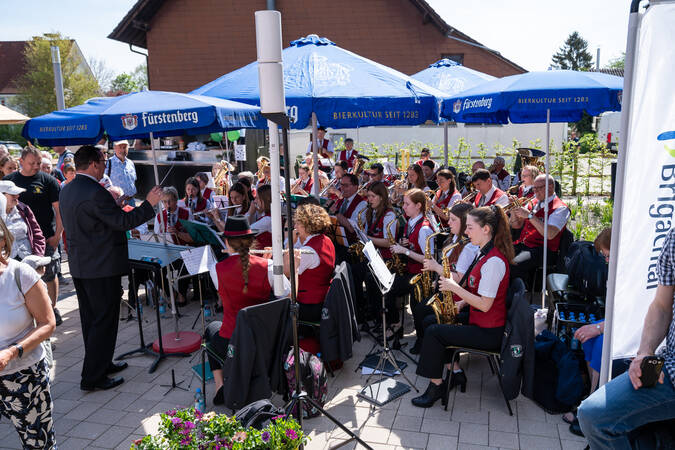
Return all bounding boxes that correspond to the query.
[441,53,464,65]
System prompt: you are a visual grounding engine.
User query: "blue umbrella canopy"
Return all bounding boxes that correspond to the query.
[443,70,623,124]
[412,58,495,97]
[22,90,265,146]
[190,34,448,129]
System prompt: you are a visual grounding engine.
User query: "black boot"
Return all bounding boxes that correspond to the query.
[411,381,444,408]
[449,370,467,393]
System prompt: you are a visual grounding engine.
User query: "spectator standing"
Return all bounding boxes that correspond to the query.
[0,155,18,178]
[0,181,45,260]
[105,140,137,206]
[4,147,63,323]
[41,157,64,183]
[52,146,74,175]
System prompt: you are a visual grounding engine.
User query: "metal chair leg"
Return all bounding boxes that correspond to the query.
[493,355,513,416]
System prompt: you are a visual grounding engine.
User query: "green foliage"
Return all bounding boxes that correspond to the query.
[132,407,307,450]
[573,112,594,135]
[551,31,594,71]
[0,125,27,147]
[12,32,100,117]
[605,53,625,70]
[568,196,613,241]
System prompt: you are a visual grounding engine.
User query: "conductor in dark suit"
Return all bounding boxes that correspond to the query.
[60,145,161,390]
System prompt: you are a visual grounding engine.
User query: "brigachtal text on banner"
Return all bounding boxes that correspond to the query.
[611,1,675,359]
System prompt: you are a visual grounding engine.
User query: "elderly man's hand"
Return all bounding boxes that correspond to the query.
[146,186,162,206]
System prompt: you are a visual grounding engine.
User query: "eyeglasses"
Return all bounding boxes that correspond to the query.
[532,185,546,191]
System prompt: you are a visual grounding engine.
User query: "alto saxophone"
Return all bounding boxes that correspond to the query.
[426,237,469,324]
[348,207,367,262]
[386,219,405,275]
[409,231,442,304]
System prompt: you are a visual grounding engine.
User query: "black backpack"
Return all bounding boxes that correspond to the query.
[234,399,284,430]
[564,241,608,299]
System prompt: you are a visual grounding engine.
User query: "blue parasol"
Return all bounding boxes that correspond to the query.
[443,69,623,308]
[190,34,447,129]
[412,58,495,97]
[22,90,265,146]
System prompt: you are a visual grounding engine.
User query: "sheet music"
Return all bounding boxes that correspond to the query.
[212,195,228,208]
[180,245,217,276]
[139,232,173,243]
[362,241,394,291]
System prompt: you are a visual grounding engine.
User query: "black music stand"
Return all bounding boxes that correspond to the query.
[119,240,193,373]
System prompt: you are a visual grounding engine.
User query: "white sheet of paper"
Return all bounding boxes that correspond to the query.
[212,195,228,208]
[362,241,394,292]
[234,144,247,161]
[180,245,217,276]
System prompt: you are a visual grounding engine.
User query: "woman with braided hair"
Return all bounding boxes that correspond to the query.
[205,215,290,405]
[412,205,514,408]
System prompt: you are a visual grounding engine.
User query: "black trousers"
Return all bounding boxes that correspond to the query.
[416,313,504,379]
[412,303,470,342]
[73,275,123,384]
[205,321,229,371]
[298,302,324,323]
[510,243,556,282]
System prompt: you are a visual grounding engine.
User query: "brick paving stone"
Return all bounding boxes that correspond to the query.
[427,433,458,450]
[65,421,110,440]
[459,423,489,446]
[393,414,423,432]
[519,434,563,450]
[488,430,520,449]
[517,418,556,438]
[420,418,460,436]
[92,425,136,448]
[387,429,429,448]
[58,437,93,450]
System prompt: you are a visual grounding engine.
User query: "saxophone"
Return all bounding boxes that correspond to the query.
[348,207,367,262]
[409,231,442,304]
[385,219,405,275]
[426,237,469,324]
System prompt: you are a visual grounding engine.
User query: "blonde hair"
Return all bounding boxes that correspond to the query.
[0,218,14,260]
[295,204,331,234]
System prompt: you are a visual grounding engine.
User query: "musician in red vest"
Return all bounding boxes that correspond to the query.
[387,189,434,336]
[331,173,367,247]
[412,205,515,408]
[366,163,390,187]
[249,184,272,249]
[154,186,193,245]
[510,174,570,282]
[284,204,335,322]
[195,172,214,202]
[516,165,539,199]
[489,156,511,191]
[337,138,358,169]
[306,126,334,171]
[430,169,462,228]
[415,148,439,171]
[179,177,208,215]
[291,164,314,196]
[471,169,509,208]
[205,215,290,405]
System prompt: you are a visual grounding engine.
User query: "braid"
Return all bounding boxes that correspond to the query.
[240,247,251,293]
[228,235,256,293]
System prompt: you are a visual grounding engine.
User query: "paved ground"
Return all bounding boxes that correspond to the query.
[0,262,589,449]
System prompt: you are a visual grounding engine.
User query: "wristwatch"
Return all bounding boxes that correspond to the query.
[405,249,410,257]
[527,212,534,220]
[11,343,23,358]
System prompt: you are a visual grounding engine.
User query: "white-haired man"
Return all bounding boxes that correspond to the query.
[490,156,511,191]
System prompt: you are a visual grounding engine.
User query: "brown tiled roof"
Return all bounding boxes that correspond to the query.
[0,41,27,94]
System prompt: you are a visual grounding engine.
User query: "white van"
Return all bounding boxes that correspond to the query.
[597,111,621,152]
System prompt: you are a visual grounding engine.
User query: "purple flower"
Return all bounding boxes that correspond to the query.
[184,421,196,430]
[194,409,203,419]
[166,409,177,416]
[180,436,192,446]
[272,414,285,421]
[261,431,271,442]
[286,429,298,440]
[171,417,182,425]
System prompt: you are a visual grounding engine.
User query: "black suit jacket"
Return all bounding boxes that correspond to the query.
[59,174,155,279]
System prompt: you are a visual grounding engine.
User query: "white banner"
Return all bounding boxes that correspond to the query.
[612,2,675,359]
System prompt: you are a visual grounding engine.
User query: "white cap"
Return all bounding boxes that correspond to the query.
[21,255,53,269]
[0,180,26,195]
[113,140,129,146]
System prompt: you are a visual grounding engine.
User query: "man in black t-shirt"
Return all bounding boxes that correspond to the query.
[5,147,63,313]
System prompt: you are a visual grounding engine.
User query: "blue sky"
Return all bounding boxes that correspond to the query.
[1,0,630,78]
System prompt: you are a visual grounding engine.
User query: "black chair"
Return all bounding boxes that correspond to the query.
[443,278,527,416]
[530,227,574,299]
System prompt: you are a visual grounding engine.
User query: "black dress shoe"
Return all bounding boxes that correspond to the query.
[569,417,585,437]
[213,386,224,405]
[449,370,467,393]
[80,376,124,391]
[411,381,444,408]
[106,361,128,374]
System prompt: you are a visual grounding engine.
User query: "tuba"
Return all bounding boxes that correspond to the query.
[426,237,469,324]
[256,158,270,184]
[213,161,234,196]
[409,231,442,304]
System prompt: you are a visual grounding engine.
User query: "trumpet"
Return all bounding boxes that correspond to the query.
[459,190,477,205]
[507,182,523,195]
[249,249,314,254]
[503,197,532,212]
[319,177,340,197]
[290,177,305,195]
[194,205,240,216]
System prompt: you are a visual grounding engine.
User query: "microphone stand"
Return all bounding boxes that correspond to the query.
[264,113,372,450]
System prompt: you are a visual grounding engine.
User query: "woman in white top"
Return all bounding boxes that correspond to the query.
[0,218,56,449]
[412,202,479,353]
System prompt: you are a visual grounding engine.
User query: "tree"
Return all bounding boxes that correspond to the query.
[12,32,100,117]
[108,73,140,95]
[606,53,625,70]
[88,57,114,93]
[131,63,148,91]
[551,31,594,71]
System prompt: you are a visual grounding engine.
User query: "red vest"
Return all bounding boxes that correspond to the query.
[518,184,535,199]
[216,255,271,338]
[157,207,190,245]
[203,187,213,201]
[338,149,358,168]
[335,194,365,244]
[368,209,393,259]
[515,196,568,251]
[255,214,272,249]
[406,217,430,274]
[297,235,335,304]
[183,196,207,213]
[466,247,509,328]
[474,188,505,207]
[301,177,313,194]
[435,189,458,227]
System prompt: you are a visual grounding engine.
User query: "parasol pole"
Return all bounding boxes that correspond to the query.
[311,112,320,197]
[541,109,550,309]
[444,121,449,167]
[268,121,285,295]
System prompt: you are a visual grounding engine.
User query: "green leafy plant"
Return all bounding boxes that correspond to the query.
[131,408,307,450]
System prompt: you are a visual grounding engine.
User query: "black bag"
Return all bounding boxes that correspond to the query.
[234,399,284,430]
[564,241,608,298]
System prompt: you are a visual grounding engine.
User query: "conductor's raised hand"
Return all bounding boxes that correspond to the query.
[146,186,163,206]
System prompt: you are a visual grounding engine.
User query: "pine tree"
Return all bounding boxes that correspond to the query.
[551,31,594,71]
[12,32,100,117]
